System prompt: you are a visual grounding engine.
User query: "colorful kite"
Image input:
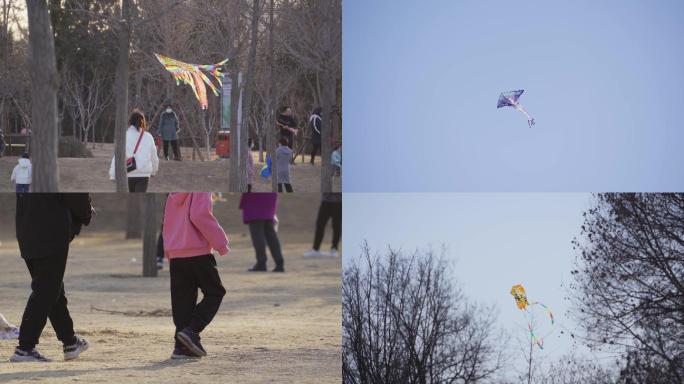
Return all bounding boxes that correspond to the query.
[497,90,535,127]
[510,284,530,310]
[155,53,228,109]
[510,284,554,349]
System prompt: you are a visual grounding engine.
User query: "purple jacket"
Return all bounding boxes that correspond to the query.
[239,193,278,223]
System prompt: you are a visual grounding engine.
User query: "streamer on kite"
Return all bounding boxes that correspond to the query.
[497,90,535,127]
[260,155,272,178]
[155,53,228,109]
[510,284,554,349]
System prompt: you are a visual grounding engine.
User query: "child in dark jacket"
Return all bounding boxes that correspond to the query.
[163,193,229,359]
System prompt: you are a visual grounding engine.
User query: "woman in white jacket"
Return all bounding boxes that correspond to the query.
[109,110,159,192]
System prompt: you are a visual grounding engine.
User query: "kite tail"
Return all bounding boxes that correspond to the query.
[516,104,535,127]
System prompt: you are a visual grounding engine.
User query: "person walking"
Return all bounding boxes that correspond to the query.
[109,110,159,192]
[9,193,92,362]
[10,153,32,193]
[239,193,284,272]
[157,104,181,161]
[162,193,229,359]
[276,138,294,192]
[304,193,342,258]
[0,131,6,157]
[331,142,342,177]
[246,138,255,192]
[308,107,322,165]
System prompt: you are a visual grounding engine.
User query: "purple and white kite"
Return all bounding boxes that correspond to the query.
[497,90,535,127]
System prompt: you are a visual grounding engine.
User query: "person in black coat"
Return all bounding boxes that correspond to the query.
[276,106,298,150]
[308,107,322,165]
[9,193,93,362]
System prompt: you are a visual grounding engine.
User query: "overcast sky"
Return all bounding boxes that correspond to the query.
[343,0,684,192]
[343,193,619,377]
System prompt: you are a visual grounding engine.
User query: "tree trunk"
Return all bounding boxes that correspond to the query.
[228,69,240,191]
[113,0,131,192]
[238,0,260,192]
[26,0,59,191]
[320,72,335,192]
[268,0,277,192]
[142,193,158,277]
[125,193,143,239]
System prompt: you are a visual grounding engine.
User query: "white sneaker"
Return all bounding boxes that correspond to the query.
[327,249,338,257]
[303,249,322,258]
[64,336,89,361]
[9,347,50,362]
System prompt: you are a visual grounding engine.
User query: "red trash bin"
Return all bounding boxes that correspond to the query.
[216,130,230,158]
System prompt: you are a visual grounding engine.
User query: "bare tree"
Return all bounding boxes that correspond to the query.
[62,66,113,145]
[343,244,506,384]
[233,0,259,192]
[26,0,59,191]
[570,193,684,383]
[531,353,616,384]
[267,0,276,191]
[112,0,132,192]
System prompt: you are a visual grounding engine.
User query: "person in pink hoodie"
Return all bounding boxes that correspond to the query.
[163,193,229,359]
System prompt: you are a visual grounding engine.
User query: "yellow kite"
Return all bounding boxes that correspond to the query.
[510,284,529,310]
[510,284,555,349]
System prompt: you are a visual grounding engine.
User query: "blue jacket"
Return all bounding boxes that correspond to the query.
[158,110,179,140]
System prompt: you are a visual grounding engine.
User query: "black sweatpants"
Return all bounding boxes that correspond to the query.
[128,177,149,192]
[163,140,181,160]
[156,230,164,263]
[18,245,76,351]
[170,254,226,347]
[313,201,342,251]
[278,183,293,193]
[310,142,320,164]
[248,220,284,268]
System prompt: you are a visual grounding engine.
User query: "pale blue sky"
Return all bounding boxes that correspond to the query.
[343,0,684,191]
[343,193,615,374]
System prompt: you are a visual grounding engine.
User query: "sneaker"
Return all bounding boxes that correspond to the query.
[9,347,50,362]
[63,336,89,361]
[272,265,285,272]
[327,248,338,257]
[248,264,267,272]
[171,345,200,360]
[303,249,322,258]
[176,328,206,357]
[157,259,164,270]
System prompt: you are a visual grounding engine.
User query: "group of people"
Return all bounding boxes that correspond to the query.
[265,106,341,192]
[5,191,340,361]
[7,103,341,193]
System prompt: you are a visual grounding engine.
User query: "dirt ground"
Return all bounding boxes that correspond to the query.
[0,143,342,192]
[0,194,342,383]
